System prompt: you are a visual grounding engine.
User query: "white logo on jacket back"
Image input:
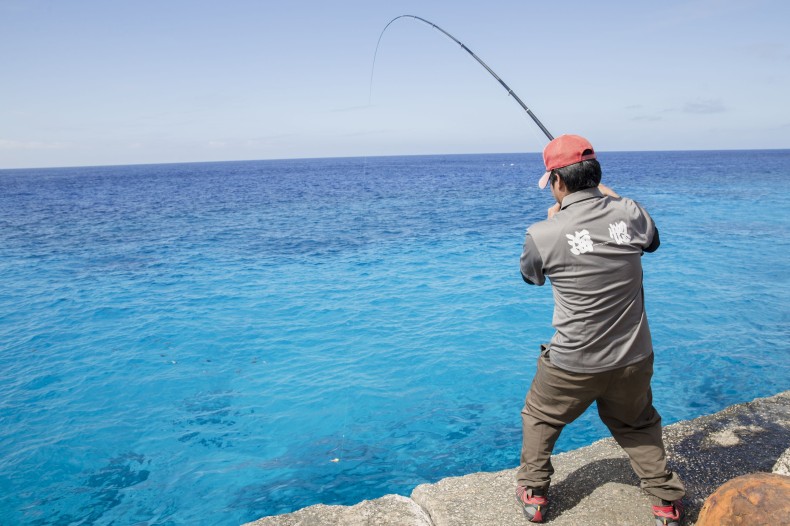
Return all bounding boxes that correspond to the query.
[567,230,594,255]
[608,221,631,245]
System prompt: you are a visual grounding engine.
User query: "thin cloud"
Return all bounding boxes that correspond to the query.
[342,129,390,137]
[683,100,727,114]
[744,42,790,62]
[328,104,372,113]
[204,134,300,149]
[0,139,67,150]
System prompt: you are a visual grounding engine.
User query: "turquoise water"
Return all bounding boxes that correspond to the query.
[1,151,788,524]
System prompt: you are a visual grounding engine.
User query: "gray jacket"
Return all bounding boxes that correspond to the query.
[520,187,660,373]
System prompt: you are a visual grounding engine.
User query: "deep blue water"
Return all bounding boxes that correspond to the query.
[1,151,788,525]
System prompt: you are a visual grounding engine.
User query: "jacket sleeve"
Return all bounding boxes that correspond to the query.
[644,226,660,253]
[520,233,546,285]
[628,199,660,253]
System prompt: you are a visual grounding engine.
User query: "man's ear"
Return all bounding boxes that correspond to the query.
[555,175,567,191]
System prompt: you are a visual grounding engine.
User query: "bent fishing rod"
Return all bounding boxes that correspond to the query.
[373,15,554,141]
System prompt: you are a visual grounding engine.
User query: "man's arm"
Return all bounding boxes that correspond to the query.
[520,233,545,285]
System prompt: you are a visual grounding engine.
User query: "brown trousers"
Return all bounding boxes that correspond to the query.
[517,349,685,502]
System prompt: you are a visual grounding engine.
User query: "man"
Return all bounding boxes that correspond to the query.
[515,135,686,525]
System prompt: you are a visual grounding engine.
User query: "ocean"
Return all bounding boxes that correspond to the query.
[1,151,788,525]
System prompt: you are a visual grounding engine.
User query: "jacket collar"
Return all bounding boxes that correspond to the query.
[560,187,604,210]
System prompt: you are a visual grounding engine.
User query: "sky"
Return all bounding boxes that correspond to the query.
[1,0,789,169]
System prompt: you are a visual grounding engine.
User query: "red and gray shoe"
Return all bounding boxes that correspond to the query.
[515,486,548,523]
[652,500,685,526]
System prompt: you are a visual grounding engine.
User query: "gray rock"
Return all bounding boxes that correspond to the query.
[773,447,790,476]
[411,469,524,526]
[242,495,432,526]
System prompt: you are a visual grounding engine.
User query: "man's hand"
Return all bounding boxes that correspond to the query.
[598,183,620,198]
[547,202,561,219]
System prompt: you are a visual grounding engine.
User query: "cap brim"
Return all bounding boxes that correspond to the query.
[538,171,551,189]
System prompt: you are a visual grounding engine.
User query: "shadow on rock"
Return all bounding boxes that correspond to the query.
[547,457,638,520]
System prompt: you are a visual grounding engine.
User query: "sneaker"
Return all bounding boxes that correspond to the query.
[652,499,685,526]
[515,486,548,523]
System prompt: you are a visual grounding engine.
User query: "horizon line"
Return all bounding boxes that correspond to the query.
[2,146,788,172]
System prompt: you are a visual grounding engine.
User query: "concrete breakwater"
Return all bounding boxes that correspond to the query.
[244,391,790,525]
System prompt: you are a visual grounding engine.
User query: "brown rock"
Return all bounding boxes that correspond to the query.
[696,472,790,526]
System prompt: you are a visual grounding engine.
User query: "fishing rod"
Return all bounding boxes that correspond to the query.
[372,15,554,141]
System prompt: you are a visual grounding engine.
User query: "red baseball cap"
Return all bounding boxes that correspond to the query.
[538,134,597,189]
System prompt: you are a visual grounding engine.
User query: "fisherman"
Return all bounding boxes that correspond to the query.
[515,135,686,525]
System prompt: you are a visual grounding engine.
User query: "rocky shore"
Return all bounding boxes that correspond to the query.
[244,390,790,525]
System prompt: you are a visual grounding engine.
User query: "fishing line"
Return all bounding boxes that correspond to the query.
[334,14,550,465]
[370,14,554,141]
